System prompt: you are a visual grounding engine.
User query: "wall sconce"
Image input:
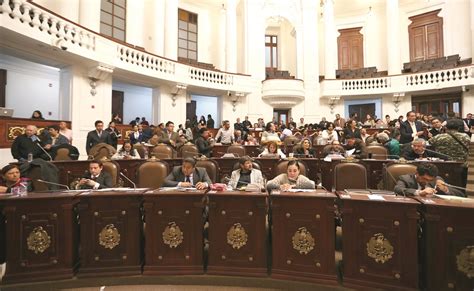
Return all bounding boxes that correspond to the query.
[229,92,245,112]
[392,93,405,112]
[89,78,98,96]
[328,96,340,114]
[87,64,114,96]
[171,83,187,107]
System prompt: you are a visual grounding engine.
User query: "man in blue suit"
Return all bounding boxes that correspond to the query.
[399,111,425,144]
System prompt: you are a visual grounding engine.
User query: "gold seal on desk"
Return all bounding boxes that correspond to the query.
[27,226,51,254]
[367,233,394,263]
[292,227,315,255]
[163,222,184,248]
[99,224,121,249]
[227,223,248,249]
[456,245,474,278]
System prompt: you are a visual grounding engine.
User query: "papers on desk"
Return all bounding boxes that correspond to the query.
[433,194,473,202]
[286,189,316,193]
[94,187,148,192]
[345,148,356,156]
[368,194,386,201]
[153,187,198,192]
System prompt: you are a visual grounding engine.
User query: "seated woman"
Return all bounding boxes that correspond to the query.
[0,164,32,193]
[244,134,259,145]
[228,156,264,190]
[293,138,316,157]
[266,160,315,191]
[260,122,280,144]
[321,122,339,144]
[31,110,45,120]
[112,141,140,159]
[259,141,286,158]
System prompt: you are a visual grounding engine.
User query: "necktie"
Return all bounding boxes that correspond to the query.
[185,176,191,183]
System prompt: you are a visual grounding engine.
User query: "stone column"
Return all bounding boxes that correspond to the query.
[386,0,401,75]
[79,0,100,32]
[323,0,337,79]
[164,0,178,60]
[126,0,145,47]
[226,0,238,72]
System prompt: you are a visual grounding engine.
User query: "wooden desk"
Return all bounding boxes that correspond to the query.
[0,202,4,264]
[416,196,474,290]
[339,192,419,290]
[207,191,268,276]
[270,190,337,284]
[143,189,205,275]
[77,190,144,277]
[0,191,79,283]
[212,145,261,157]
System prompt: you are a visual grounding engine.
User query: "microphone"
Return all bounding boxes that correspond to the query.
[423,148,452,160]
[365,153,400,159]
[35,141,53,161]
[119,172,136,189]
[36,179,70,190]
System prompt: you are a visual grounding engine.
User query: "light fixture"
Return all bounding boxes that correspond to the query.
[328,96,340,114]
[87,64,114,96]
[170,84,187,107]
[229,92,245,112]
[392,93,405,112]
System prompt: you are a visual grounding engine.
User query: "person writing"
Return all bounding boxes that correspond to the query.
[76,160,113,189]
[163,157,212,190]
[394,163,465,197]
[266,160,315,191]
[228,156,264,190]
[112,141,140,159]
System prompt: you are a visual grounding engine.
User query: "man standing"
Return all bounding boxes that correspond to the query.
[399,111,425,144]
[159,121,183,149]
[85,120,112,154]
[59,121,72,143]
[333,114,346,130]
[163,157,211,190]
[11,125,48,161]
[206,114,215,129]
[394,163,464,197]
[428,118,444,138]
[215,120,234,145]
[195,128,214,157]
[242,116,252,130]
[463,113,473,136]
[77,160,113,189]
[105,121,122,148]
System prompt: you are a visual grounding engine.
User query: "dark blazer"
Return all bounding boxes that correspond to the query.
[195,136,213,157]
[105,127,121,148]
[159,130,182,148]
[86,130,112,154]
[129,131,145,145]
[78,171,113,189]
[11,134,48,161]
[343,128,361,139]
[294,147,316,158]
[399,120,424,144]
[401,147,442,160]
[394,174,465,197]
[163,166,212,187]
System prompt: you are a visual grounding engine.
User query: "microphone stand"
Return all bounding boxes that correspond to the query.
[35,141,53,161]
[119,172,137,189]
[36,179,70,190]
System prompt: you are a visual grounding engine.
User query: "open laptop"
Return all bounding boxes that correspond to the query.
[0,108,13,117]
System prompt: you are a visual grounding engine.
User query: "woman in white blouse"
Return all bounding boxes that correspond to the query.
[112,141,140,160]
[321,122,339,144]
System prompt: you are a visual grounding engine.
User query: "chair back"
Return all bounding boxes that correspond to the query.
[28,166,50,191]
[366,145,388,160]
[55,148,72,161]
[334,162,367,191]
[137,160,169,188]
[384,163,417,191]
[274,160,307,177]
[89,143,116,160]
[284,136,299,147]
[227,145,246,157]
[232,161,262,171]
[102,161,120,187]
[133,143,145,158]
[195,159,220,183]
[151,144,174,159]
[180,144,199,159]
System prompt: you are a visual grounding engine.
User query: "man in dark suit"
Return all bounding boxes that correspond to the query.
[159,121,183,149]
[394,163,465,197]
[11,125,49,161]
[195,128,214,157]
[401,138,444,160]
[85,120,112,154]
[463,113,473,136]
[399,111,425,144]
[163,157,211,190]
[77,160,113,189]
[428,118,444,138]
[105,121,122,148]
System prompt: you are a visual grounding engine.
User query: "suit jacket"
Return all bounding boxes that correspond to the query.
[11,134,48,161]
[195,136,213,157]
[394,174,465,197]
[86,130,112,154]
[129,131,145,145]
[159,130,182,148]
[78,171,113,189]
[399,120,424,144]
[228,169,264,189]
[401,148,441,160]
[163,166,212,187]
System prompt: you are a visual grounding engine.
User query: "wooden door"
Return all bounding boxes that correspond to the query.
[186,100,197,121]
[0,69,6,107]
[273,109,289,126]
[348,103,375,122]
[409,10,443,61]
[338,27,364,70]
[111,90,124,122]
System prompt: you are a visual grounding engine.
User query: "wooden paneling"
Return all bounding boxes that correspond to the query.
[338,27,363,70]
[0,69,6,107]
[409,9,443,61]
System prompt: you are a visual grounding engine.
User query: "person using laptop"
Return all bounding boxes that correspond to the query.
[163,157,211,190]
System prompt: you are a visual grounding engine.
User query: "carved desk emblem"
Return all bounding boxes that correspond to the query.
[367,233,394,263]
[292,227,315,255]
[99,224,121,249]
[163,222,184,248]
[27,226,51,254]
[227,223,248,249]
[456,245,474,278]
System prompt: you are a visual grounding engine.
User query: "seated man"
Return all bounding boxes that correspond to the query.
[44,125,70,150]
[11,125,49,161]
[228,156,264,190]
[195,128,214,158]
[394,163,465,197]
[163,157,211,190]
[76,160,113,189]
[401,138,444,160]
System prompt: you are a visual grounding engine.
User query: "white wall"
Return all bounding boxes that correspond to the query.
[112,82,152,125]
[0,54,60,119]
[192,95,220,126]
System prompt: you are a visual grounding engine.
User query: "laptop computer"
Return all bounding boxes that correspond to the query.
[0,108,14,117]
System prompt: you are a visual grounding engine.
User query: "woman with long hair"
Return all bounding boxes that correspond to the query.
[266,160,315,191]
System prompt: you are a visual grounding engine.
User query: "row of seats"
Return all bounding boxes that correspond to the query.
[265,69,295,79]
[177,57,216,70]
[402,54,471,73]
[335,67,387,79]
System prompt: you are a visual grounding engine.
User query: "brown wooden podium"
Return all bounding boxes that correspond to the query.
[416,196,474,290]
[142,189,205,275]
[77,190,144,277]
[270,190,337,284]
[0,191,79,283]
[339,192,420,290]
[207,191,268,276]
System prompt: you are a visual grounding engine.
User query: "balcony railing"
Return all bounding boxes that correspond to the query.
[321,65,474,96]
[1,0,252,92]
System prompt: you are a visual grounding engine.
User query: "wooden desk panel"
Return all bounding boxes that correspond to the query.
[340,193,419,290]
[143,190,205,275]
[77,190,144,277]
[0,203,5,264]
[207,191,268,276]
[416,197,474,290]
[212,145,261,158]
[271,191,337,284]
[0,192,79,283]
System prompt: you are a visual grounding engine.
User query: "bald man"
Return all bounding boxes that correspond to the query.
[11,125,49,162]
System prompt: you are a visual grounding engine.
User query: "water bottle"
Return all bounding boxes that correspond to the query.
[27,153,33,162]
[18,182,28,196]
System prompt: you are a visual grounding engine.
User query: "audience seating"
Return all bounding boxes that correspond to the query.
[333,162,367,191]
[54,147,73,161]
[384,163,417,191]
[133,143,145,158]
[102,160,121,187]
[335,67,387,79]
[274,159,307,177]
[151,144,174,159]
[196,159,220,183]
[226,144,246,157]
[402,54,468,74]
[265,68,295,79]
[366,145,388,160]
[137,160,169,188]
[88,143,116,160]
[179,144,199,159]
